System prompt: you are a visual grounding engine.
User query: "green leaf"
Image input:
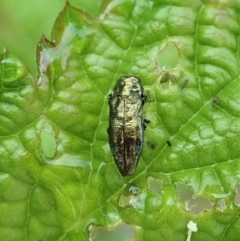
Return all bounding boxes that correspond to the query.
[1,0,240,240]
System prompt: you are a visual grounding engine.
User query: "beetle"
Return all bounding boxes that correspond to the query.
[108,76,147,176]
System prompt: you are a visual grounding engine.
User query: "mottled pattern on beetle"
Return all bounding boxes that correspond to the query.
[108,76,146,176]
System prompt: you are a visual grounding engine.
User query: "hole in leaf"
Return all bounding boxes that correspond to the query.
[147,176,163,193]
[118,183,145,209]
[88,223,135,241]
[234,183,240,207]
[157,42,179,68]
[186,196,213,214]
[40,122,57,158]
[175,182,194,202]
[175,182,213,214]
[216,199,227,212]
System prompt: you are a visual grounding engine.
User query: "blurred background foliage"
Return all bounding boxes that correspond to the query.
[0,0,102,76]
